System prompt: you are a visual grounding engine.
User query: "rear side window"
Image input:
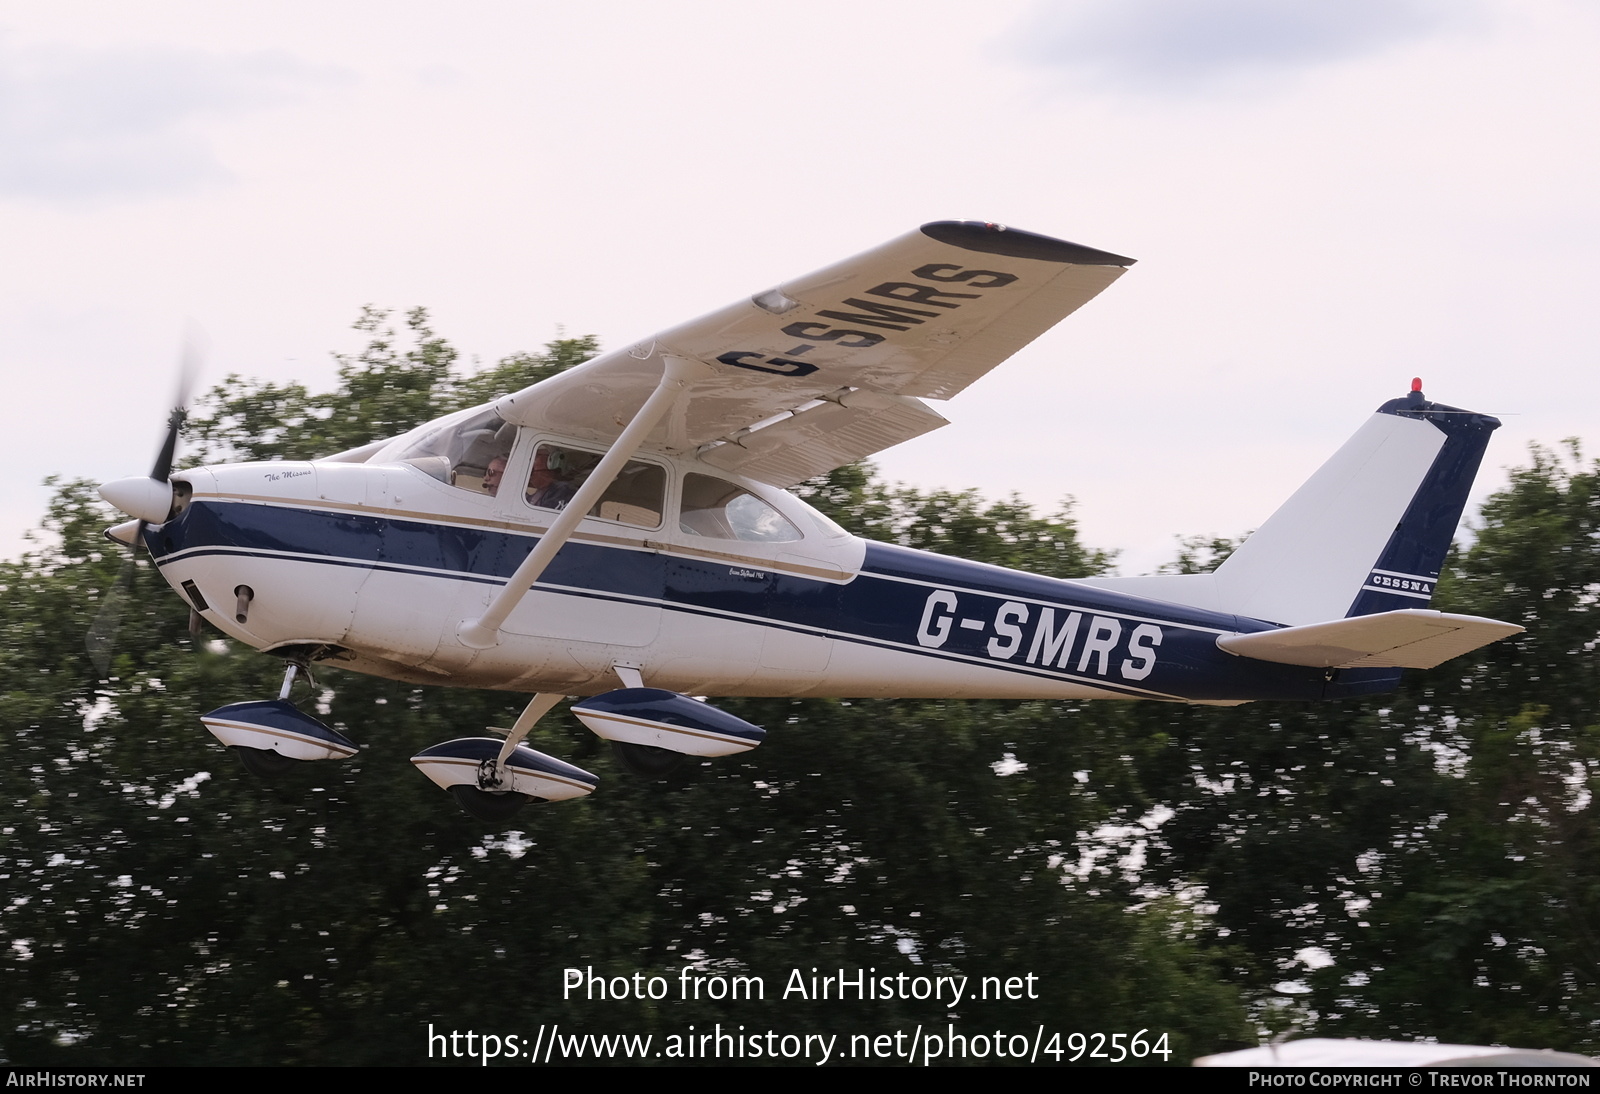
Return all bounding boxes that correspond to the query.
[680,474,801,542]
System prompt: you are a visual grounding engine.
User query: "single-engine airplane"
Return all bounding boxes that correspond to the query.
[98,221,1522,821]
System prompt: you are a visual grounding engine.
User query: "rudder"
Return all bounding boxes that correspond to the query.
[1209,382,1500,625]
[1339,387,1501,617]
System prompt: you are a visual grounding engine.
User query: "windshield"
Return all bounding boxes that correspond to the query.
[378,406,517,493]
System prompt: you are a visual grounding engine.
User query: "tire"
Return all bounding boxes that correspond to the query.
[234,746,300,778]
[610,740,688,778]
[449,784,533,822]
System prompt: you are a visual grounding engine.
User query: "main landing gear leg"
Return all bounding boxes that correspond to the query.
[448,693,565,822]
[482,693,565,789]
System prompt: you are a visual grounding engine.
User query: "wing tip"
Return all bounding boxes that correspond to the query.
[920,220,1136,267]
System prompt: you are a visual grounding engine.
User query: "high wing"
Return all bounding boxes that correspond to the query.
[492,221,1134,487]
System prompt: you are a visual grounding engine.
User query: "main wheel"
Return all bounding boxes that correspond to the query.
[611,740,688,778]
[234,746,300,778]
[449,784,533,822]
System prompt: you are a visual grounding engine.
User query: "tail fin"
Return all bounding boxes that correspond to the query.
[1209,384,1500,624]
[1334,389,1501,618]
[1080,384,1500,627]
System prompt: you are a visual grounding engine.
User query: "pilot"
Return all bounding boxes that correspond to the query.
[482,455,508,496]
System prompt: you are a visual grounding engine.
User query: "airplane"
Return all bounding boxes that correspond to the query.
[96,220,1524,822]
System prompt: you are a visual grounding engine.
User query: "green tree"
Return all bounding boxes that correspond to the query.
[794,463,1114,579]
[1297,443,1600,1049]
[188,308,598,463]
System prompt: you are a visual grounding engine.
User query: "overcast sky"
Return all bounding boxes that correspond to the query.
[4,0,1597,574]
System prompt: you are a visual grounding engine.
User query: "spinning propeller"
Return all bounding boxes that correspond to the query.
[88,333,204,675]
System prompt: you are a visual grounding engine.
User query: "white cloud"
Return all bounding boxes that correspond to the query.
[1012,0,1479,93]
[0,38,346,202]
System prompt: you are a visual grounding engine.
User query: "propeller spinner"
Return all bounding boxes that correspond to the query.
[88,332,203,674]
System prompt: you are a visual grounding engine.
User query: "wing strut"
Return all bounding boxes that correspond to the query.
[457,354,711,650]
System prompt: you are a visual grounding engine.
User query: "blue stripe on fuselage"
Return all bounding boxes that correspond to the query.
[148,499,1399,702]
[850,544,1396,701]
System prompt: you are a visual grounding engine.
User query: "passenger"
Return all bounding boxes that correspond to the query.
[527,448,577,510]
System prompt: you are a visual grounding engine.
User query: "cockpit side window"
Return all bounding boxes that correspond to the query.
[526,443,665,529]
[680,473,802,542]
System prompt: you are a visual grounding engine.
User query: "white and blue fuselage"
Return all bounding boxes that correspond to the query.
[147,450,1398,710]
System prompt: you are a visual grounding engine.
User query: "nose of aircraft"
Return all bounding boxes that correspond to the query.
[99,476,175,524]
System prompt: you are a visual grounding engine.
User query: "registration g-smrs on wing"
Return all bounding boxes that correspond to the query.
[488,220,1134,487]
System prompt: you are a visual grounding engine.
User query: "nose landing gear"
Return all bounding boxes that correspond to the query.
[201,663,359,777]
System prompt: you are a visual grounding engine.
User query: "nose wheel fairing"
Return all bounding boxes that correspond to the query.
[200,699,359,762]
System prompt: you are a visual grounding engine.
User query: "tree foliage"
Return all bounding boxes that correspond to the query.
[797,463,1115,581]
[187,307,598,463]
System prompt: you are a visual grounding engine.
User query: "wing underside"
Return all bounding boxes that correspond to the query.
[493,222,1133,487]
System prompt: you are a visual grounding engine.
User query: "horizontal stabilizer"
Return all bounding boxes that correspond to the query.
[1217,609,1522,669]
